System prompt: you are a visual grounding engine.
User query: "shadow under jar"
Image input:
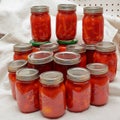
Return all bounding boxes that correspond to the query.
[16,68,40,113]
[28,51,53,74]
[93,42,117,82]
[56,4,77,41]
[31,6,51,42]
[8,60,27,100]
[39,71,66,118]
[54,51,80,80]
[82,7,104,44]
[66,67,91,112]
[87,63,109,106]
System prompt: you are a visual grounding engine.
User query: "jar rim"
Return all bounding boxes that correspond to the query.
[31,6,49,13]
[58,4,76,11]
[86,44,96,50]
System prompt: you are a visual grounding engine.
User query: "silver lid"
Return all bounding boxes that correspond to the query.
[67,67,90,82]
[66,44,86,54]
[84,6,103,14]
[40,43,59,52]
[28,51,53,65]
[8,60,27,72]
[86,44,96,50]
[95,42,116,52]
[87,63,108,75]
[54,51,80,65]
[14,43,32,52]
[40,71,63,85]
[58,4,76,11]
[31,6,49,13]
[16,68,39,81]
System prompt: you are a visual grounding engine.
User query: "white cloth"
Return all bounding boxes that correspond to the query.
[0,0,120,120]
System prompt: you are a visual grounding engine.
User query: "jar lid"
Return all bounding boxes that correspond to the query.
[54,51,80,65]
[40,71,63,85]
[67,67,90,82]
[95,42,116,52]
[40,43,59,52]
[14,43,32,52]
[57,39,78,45]
[28,51,53,65]
[86,44,96,50]
[66,44,86,53]
[8,60,27,72]
[87,63,108,75]
[16,68,39,81]
[31,6,49,13]
[84,6,103,14]
[58,4,76,11]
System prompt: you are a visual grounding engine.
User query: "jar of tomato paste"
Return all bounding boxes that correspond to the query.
[28,51,53,73]
[16,68,39,113]
[14,43,32,60]
[94,42,117,82]
[66,67,91,112]
[56,4,77,41]
[39,71,66,118]
[87,63,109,106]
[31,6,51,42]
[8,60,27,99]
[67,44,86,67]
[54,52,80,80]
[82,7,104,44]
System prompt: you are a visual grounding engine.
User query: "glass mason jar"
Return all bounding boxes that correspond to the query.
[66,44,86,67]
[82,7,104,44]
[16,68,39,113]
[13,43,32,60]
[94,42,117,82]
[87,63,109,106]
[28,51,53,73]
[56,4,77,41]
[31,6,51,42]
[54,52,80,80]
[86,44,96,64]
[39,71,66,118]
[66,67,91,112]
[8,60,27,100]
[40,43,59,54]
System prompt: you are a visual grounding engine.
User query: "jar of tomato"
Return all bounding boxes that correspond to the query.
[16,68,39,113]
[14,43,32,60]
[54,52,80,80]
[66,67,91,112]
[86,44,96,64]
[56,4,77,41]
[66,44,86,67]
[28,51,53,73]
[8,60,27,100]
[39,71,66,118]
[87,63,109,106]
[94,42,117,82]
[82,7,104,44]
[31,6,51,42]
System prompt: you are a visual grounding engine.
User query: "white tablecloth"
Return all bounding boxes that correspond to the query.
[0,0,120,120]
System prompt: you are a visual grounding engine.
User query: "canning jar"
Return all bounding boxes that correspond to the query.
[28,51,53,73]
[82,7,104,44]
[66,67,91,112]
[13,43,32,60]
[94,42,117,82]
[16,68,39,113]
[86,44,96,64]
[39,71,66,118]
[31,6,51,42]
[66,44,86,67]
[56,4,77,41]
[8,60,27,99]
[87,63,109,106]
[54,52,80,80]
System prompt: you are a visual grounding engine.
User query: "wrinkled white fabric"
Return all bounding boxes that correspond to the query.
[0,0,120,120]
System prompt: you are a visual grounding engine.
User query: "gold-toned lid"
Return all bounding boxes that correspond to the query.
[58,4,76,11]
[31,6,49,13]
